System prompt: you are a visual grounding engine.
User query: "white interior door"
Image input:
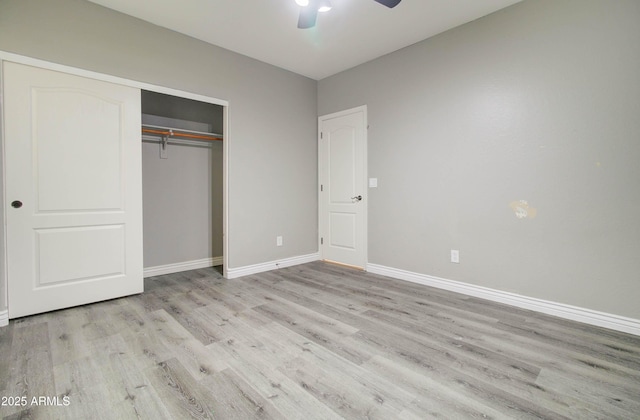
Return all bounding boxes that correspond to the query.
[3,61,143,318]
[319,106,367,268]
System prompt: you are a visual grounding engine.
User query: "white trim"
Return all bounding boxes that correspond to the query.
[222,105,229,279]
[367,263,640,337]
[0,60,7,317]
[144,257,223,278]
[0,51,228,107]
[227,253,320,279]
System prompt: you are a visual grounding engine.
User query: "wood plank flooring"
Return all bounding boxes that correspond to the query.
[1,261,639,419]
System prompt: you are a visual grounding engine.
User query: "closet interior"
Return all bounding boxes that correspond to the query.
[141,90,224,274]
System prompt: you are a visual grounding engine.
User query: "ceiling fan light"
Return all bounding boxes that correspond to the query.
[295,0,309,6]
[318,0,332,12]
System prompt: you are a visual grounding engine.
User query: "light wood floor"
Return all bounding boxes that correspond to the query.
[1,261,639,419]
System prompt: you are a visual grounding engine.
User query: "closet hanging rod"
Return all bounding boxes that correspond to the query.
[141,125,222,142]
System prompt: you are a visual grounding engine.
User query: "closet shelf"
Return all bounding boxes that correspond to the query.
[142,124,222,142]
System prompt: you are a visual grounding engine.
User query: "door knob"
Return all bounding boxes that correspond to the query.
[11,200,23,209]
[351,195,362,202]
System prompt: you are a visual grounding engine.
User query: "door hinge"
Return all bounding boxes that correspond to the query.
[320,184,323,192]
[321,237,323,245]
[320,132,323,139]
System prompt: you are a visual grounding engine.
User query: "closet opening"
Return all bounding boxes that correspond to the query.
[141,90,224,277]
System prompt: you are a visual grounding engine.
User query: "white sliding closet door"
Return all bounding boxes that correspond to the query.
[3,62,143,318]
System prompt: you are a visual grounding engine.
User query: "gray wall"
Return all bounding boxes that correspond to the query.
[319,0,640,319]
[142,141,223,268]
[0,0,318,313]
[2,0,639,322]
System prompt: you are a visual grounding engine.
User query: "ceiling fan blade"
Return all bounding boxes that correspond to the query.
[298,5,319,29]
[373,0,401,8]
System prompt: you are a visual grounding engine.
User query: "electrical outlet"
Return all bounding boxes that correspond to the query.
[276,236,283,247]
[451,249,460,263]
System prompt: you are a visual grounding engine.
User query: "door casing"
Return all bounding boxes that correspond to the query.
[0,51,230,321]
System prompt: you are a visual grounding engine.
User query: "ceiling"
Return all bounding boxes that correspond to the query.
[87,0,522,80]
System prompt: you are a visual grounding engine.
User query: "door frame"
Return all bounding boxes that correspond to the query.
[0,51,231,323]
[318,105,368,269]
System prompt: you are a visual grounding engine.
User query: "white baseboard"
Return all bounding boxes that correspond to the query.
[367,263,640,337]
[227,253,320,279]
[0,310,8,327]
[144,257,223,278]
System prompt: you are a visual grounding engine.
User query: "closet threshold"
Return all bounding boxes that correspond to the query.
[141,124,222,142]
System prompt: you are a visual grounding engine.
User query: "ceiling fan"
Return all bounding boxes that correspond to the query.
[296,0,402,29]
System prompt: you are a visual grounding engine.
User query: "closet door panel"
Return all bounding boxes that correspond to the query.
[3,61,143,318]
[36,225,125,285]
[34,88,123,212]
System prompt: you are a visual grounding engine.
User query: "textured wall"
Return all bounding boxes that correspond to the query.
[318,0,640,318]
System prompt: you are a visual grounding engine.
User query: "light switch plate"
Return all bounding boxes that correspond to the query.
[369,178,378,188]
